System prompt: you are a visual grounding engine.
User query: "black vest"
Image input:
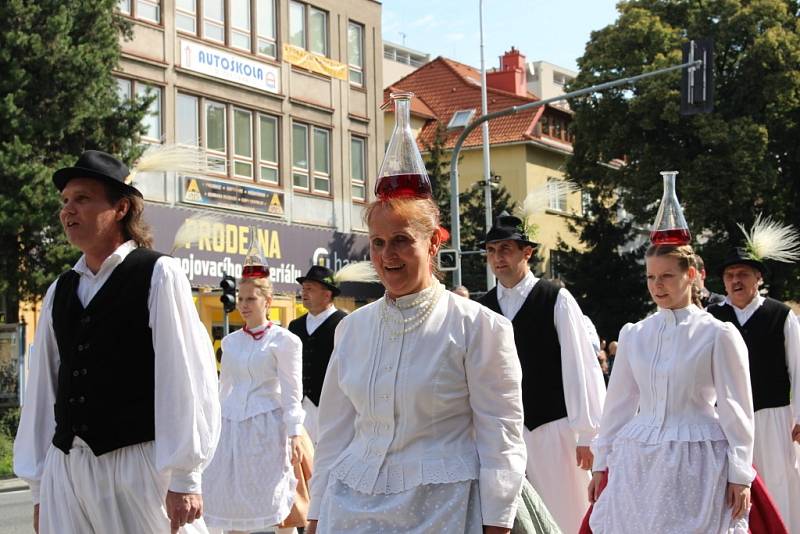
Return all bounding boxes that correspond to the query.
[51,248,163,455]
[707,298,791,411]
[480,279,567,431]
[288,309,347,406]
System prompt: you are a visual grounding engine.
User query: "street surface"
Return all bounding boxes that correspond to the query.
[0,489,33,534]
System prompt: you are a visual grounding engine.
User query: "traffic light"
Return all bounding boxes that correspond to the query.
[681,38,714,115]
[437,249,458,272]
[220,274,236,313]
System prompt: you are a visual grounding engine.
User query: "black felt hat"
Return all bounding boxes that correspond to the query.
[482,213,538,248]
[53,150,142,197]
[718,247,767,276]
[297,265,340,296]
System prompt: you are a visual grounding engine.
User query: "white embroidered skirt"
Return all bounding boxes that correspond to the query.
[316,478,483,533]
[202,409,297,530]
[589,438,748,534]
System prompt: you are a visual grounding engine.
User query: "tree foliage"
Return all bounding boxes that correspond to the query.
[563,0,800,318]
[424,124,515,294]
[0,0,152,321]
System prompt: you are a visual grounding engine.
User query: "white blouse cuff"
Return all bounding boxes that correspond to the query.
[479,468,523,528]
[27,479,41,505]
[288,423,304,437]
[169,468,203,494]
[727,454,756,486]
[590,444,610,472]
[577,431,596,447]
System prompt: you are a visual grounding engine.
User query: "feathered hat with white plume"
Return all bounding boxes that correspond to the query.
[719,214,800,275]
[297,261,380,296]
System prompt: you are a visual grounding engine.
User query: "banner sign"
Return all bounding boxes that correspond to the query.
[283,44,347,80]
[145,203,377,296]
[182,175,285,217]
[180,39,281,94]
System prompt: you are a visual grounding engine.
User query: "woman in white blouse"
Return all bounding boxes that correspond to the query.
[306,196,527,534]
[588,244,755,533]
[202,276,304,534]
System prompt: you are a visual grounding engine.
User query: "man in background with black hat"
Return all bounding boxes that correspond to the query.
[289,265,347,444]
[707,237,800,532]
[14,150,221,534]
[478,214,605,534]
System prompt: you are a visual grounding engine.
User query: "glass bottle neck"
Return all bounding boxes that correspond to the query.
[661,172,677,196]
[394,97,411,129]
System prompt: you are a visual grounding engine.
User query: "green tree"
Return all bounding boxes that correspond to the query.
[567,0,800,300]
[424,124,515,294]
[0,0,152,322]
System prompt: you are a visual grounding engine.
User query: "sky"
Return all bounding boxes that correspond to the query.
[381,0,620,73]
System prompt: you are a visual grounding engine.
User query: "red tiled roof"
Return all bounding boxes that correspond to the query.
[383,85,437,119]
[382,56,566,151]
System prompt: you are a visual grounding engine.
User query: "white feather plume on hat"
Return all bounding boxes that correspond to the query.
[171,214,222,254]
[333,261,380,284]
[125,144,210,185]
[738,213,800,263]
[516,180,578,237]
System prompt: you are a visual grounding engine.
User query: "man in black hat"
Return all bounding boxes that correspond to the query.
[478,214,606,534]
[707,246,800,532]
[13,150,221,534]
[288,265,347,444]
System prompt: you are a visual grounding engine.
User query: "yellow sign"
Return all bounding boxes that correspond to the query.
[283,44,348,81]
[268,193,284,215]
[185,179,202,202]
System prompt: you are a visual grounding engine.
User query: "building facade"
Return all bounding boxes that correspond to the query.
[382,40,430,86]
[114,0,384,339]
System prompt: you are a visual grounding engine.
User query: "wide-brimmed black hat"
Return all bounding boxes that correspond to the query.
[482,213,538,248]
[297,265,340,296]
[718,247,767,276]
[53,150,142,197]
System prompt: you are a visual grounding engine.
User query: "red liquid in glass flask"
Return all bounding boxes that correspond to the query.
[376,173,432,199]
[649,228,691,245]
[242,265,270,278]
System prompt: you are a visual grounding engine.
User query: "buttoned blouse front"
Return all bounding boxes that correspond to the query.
[309,283,527,527]
[592,305,756,485]
[219,326,305,436]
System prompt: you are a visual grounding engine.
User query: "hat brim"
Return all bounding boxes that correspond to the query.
[296,276,341,296]
[53,166,143,198]
[718,258,767,277]
[481,237,538,249]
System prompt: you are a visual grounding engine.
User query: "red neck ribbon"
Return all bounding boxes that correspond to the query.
[243,322,272,340]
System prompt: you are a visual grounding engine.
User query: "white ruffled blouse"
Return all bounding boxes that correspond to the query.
[308,280,527,528]
[219,326,305,436]
[592,305,756,485]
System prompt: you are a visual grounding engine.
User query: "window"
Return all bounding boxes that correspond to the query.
[448,109,475,129]
[176,93,199,145]
[547,177,568,212]
[176,0,196,33]
[540,113,574,143]
[290,2,327,56]
[581,189,593,217]
[182,95,280,183]
[205,101,227,172]
[293,122,331,194]
[230,0,251,51]
[259,115,279,184]
[257,0,277,57]
[351,136,366,200]
[116,78,162,142]
[117,0,160,23]
[348,22,364,86]
[203,0,225,42]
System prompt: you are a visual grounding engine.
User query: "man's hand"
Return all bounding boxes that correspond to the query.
[483,527,510,534]
[33,504,39,534]
[791,423,800,444]
[290,435,303,466]
[165,491,203,534]
[576,445,594,470]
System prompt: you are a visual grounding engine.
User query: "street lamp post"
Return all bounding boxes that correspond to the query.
[478,0,494,291]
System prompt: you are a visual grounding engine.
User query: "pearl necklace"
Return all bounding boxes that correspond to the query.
[380,281,444,340]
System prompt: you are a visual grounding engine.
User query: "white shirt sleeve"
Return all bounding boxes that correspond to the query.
[711,322,756,485]
[13,283,59,504]
[308,323,357,520]
[554,289,606,445]
[591,323,639,472]
[149,257,221,494]
[784,312,800,425]
[275,331,305,436]
[466,310,526,528]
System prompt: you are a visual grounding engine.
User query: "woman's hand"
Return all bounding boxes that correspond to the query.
[576,445,594,470]
[587,471,606,503]
[306,519,318,534]
[290,435,303,466]
[791,423,800,444]
[483,526,510,534]
[726,483,751,520]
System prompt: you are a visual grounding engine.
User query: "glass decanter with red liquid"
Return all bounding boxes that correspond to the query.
[242,226,269,279]
[375,92,433,200]
[650,171,691,245]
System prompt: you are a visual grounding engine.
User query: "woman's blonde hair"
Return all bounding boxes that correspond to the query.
[645,244,701,306]
[239,276,273,300]
[364,197,444,278]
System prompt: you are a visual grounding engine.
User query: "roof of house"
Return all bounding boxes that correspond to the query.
[383,56,569,151]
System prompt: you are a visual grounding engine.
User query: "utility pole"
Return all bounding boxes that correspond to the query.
[479,0,494,291]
